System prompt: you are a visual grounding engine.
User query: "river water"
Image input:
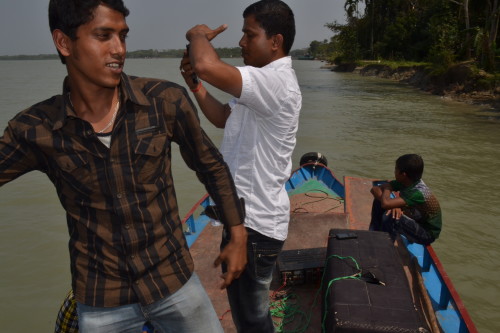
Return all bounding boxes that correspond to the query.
[0,59,498,332]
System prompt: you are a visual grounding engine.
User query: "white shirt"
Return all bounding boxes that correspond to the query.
[220,56,301,240]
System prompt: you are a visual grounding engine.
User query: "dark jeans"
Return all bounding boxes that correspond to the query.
[221,227,284,333]
[370,200,435,245]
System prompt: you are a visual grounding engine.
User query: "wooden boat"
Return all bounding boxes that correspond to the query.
[184,153,478,333]
[297,54,315,60]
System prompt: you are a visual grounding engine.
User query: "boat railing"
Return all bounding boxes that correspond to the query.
[182,193,211,247]
[402,237,478,333]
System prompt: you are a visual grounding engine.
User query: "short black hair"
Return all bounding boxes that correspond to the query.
[49,0,129,63]
[243,0,295,54]
[396,154,424,182]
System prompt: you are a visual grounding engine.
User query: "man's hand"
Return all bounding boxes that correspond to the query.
[213,224,247,289]
[186,24,228,42]
[179,51,198,90]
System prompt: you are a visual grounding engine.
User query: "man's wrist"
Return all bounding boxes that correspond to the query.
[190,81,202,93]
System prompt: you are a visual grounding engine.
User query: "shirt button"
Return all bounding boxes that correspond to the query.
[124,224,130,230]
[130,255,135,259]
[117,193,123,199]
[135,281,140,285]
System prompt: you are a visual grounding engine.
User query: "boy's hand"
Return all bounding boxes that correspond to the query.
[213,224,247,289]
[385,207,403,219]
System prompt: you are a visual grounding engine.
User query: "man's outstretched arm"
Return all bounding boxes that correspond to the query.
[185,24,242,98]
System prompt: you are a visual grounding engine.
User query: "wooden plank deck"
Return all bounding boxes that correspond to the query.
[344,176,375,231]
[190,176,376,332]
[189,223,235,331]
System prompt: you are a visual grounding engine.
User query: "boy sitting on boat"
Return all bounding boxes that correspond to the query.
[370,154,442,245]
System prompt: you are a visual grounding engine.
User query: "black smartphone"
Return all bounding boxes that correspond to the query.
[335,232,358,240]
[185,44,199,85]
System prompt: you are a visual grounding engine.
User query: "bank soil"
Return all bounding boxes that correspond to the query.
[332,63,500,110]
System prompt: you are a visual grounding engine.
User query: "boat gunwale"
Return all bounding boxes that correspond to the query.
[423,244,478,333]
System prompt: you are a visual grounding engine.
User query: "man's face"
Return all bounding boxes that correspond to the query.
[239,14,274,68]
[65,5,129,90]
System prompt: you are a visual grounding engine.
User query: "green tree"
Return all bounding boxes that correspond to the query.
[309,40,322,57]
[426,1,459,68]
[318,0,499,71]
[326,18,361,63]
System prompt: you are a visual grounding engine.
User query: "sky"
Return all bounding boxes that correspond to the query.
[0,0,346,56]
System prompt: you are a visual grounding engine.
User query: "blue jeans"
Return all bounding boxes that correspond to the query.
[370,200,435,245]
[221,227,284,333]
[77,272,223,333]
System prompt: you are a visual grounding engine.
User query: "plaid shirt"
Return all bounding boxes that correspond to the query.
[55,290,78,333]
[0,73,244,307]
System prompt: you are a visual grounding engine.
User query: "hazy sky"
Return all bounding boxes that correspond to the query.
[0,0,346,56]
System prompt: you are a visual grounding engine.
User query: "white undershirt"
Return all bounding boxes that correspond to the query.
[96,132,112,148]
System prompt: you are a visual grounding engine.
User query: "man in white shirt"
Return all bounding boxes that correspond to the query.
[180,1,301,332]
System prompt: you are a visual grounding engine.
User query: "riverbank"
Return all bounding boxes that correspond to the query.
[327,62,500,110]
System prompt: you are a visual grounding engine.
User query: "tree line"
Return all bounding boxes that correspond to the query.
[307,0,499,72]
[126,47,242,59]
[0,47,243,61]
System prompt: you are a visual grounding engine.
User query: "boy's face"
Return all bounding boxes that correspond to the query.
[64,5,129,90]
[239,14,274,68]
[394,166,407,184]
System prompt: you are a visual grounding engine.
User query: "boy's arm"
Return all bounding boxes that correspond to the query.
[0,121,39,185]
[371,183,407,210]
[173,90,247,288]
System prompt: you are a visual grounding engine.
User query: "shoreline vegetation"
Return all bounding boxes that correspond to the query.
[300,0,500,111]
[2,50,498,110]
[323,61,500,110]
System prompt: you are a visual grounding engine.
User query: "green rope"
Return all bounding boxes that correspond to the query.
[321,255,362,333]
[271,294,310,333]
[291,190,344,213]
[271,255,361,333]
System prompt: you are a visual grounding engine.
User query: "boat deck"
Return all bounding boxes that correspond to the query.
[190,176,376,332]
[344,176,376,230]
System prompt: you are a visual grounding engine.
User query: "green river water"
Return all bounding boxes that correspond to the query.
[0,59,498,332]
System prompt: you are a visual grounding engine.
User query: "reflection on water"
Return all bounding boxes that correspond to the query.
[0,59,499,332]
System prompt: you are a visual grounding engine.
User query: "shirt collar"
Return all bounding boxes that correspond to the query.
[52,73,151,131]
[119,73,151,107]
[51,77,76,131]
[263,56,292,70]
